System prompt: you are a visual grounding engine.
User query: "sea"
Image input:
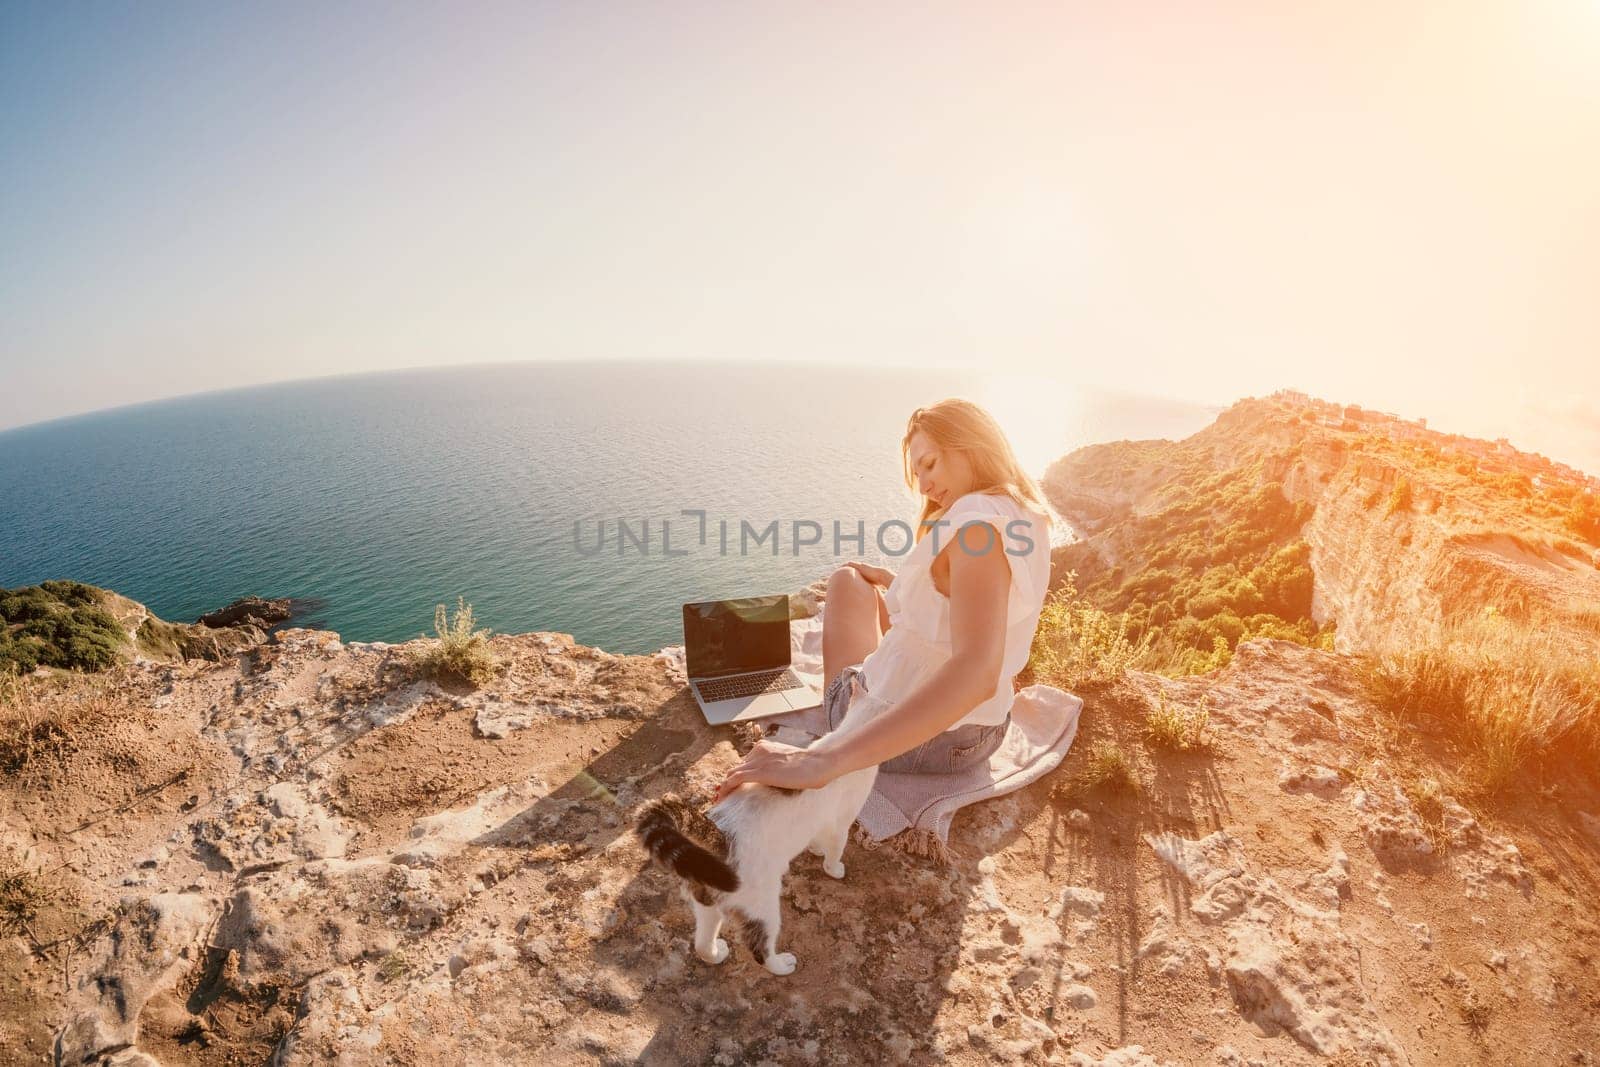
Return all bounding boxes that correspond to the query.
[0,361,1221,654]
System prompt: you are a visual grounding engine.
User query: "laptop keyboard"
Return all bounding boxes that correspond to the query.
[696,668,803,702]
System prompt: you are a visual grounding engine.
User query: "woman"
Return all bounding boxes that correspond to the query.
[712,398,1054,802]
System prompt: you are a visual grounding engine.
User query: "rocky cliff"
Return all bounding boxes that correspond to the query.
[3,583,1598,1065]
[1041,394,1600,657]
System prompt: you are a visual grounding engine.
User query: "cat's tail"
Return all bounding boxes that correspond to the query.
[634,793,740,893]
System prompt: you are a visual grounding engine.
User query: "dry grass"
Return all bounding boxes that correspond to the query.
[410,597,500,688]
[1563,595,1600,639]
[1458,988,1492,1036]
[1143,689,1211,752]
[0,668,77,773]
[1358,612,1600,794]
[0,845,49,938]
[1401,775,1450,849]
[1386,476,1413,517]
[1075,742,1139,794]
[1028,577,1156,690]
[1336,758,1376,791]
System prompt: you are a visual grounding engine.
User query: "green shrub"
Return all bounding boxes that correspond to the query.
[0,633,39,675]
[0,583,125,673]
[38,580,98,607]
[1313,621,1338,650]
[1565,494,1600,545]
[376,947,412,983]
[1051,452,1321,679]
[1251,542,1315,618]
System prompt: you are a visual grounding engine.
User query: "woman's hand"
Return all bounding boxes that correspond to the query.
[844,560,895,587]
[712,739,838,802]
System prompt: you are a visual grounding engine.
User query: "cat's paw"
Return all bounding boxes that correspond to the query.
[822,859,846,880]
[807,843,826,858]
[697,937,729,965]
[764,951,797,976]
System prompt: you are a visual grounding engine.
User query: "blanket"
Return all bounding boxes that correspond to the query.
[758,610,1083,864]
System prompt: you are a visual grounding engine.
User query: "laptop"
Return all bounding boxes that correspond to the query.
[682,593,825,725]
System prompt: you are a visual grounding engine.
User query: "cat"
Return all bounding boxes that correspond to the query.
[633,687,881,976]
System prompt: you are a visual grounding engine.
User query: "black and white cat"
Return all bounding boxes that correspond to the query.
[633,693,880,976]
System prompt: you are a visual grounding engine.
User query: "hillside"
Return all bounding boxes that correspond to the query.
[1039,393,1600,791]
[1042,392,1600,661]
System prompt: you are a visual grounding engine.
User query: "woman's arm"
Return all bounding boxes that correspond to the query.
[711,533,1009,801]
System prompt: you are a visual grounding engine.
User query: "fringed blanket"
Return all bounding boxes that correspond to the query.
[761,612,1083,866]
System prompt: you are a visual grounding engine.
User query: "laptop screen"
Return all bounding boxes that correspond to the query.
[682,594,790,679]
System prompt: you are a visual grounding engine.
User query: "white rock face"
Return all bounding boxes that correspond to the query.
[192,779,354,868]
[1050,885,1106,927]
[1342,771,1533,898]
[1438,797,1533,898]
[1350,782,1434,861]
[271,968,383,1067]
[54,892,217,1065]
[1136,910,1193,977]
[964,855,1067,970]
[1301,474,1452,653]
[1145,830,1407,1066]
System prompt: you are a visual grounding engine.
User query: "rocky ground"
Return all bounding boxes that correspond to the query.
[4,600,1599,1065]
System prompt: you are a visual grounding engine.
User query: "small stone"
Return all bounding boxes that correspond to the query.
[264,782,308,819]
[1278,763,1344,795]
[1061,983,1097,1009]
[1049,886,1105,920]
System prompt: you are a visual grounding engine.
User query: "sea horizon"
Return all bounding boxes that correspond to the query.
[1,360,1224,653]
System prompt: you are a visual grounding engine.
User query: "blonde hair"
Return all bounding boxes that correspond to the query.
[901,398,1053,543]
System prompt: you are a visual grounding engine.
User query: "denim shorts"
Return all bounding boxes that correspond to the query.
[822,662,1009,774]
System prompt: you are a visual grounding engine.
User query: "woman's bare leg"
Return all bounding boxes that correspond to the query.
[823,566,883,694]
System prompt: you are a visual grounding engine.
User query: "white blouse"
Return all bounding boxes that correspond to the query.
[856,489,1053,730]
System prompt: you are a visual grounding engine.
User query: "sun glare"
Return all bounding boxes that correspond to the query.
[974,372,1084,478]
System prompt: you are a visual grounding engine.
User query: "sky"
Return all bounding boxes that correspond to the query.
[2,1,1598,470]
